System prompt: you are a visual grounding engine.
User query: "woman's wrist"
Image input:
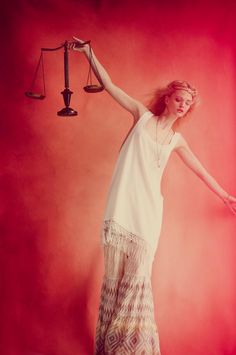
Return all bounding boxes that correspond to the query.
[83,46,90,56]
[222,193,230,204]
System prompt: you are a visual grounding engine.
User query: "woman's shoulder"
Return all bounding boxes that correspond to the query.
[173,132,190,150]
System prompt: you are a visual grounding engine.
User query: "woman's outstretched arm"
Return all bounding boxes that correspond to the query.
[70,36,147,121]
[175,134,236,215]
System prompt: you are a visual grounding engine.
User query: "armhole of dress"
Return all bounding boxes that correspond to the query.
[134,110,154,133]
[118,110,153,153]
[137,110,154,125]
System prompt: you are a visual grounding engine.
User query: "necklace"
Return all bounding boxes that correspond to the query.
[155,117,173,168]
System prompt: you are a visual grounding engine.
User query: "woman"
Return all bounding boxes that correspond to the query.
[70,37,236,355]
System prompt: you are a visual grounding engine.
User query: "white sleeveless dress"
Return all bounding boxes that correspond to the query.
[95,110,181,355]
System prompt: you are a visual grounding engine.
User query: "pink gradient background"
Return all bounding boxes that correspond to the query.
[1,1,236,354]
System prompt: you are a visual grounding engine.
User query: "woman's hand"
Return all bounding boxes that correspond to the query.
[223,194,236,215]
[68,36,90,54]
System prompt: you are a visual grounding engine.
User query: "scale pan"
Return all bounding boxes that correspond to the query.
[25,91,46,100]
[83,85,104,93]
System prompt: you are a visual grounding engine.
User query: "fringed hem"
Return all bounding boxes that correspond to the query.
[101,219,153,257]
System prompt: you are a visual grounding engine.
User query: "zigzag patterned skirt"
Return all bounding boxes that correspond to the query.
[95,220,161,354]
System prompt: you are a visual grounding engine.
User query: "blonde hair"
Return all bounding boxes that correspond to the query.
[148,80,199,129]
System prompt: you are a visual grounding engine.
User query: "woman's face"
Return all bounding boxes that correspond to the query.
[165,89,193,117]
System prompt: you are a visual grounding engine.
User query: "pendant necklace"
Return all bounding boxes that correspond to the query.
[156,117,173,168]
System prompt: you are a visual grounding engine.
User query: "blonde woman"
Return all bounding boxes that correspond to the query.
[70,37,236,355]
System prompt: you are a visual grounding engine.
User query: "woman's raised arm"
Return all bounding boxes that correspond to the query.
[70,36,147,121]
[175,134,236,215]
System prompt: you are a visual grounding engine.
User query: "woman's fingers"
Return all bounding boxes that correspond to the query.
[68,43,76,50]
[223,196,236,215]
[72,36,84,43]
[228,196,236,215]
[228,202,236,215]
[72,37,91,46]
[68,42,74,49]
[68,40,84,52]
[70,36,89,51]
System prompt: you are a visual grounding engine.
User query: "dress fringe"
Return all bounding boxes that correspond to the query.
[102,219,153,259]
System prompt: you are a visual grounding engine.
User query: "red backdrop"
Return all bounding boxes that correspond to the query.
[1,1,236,354]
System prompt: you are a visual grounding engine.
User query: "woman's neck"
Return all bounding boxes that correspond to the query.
[158,113,178,131]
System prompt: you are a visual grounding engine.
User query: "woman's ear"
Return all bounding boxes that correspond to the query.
[164,95,169,105]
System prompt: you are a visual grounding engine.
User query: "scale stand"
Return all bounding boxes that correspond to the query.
[57,41,77,116]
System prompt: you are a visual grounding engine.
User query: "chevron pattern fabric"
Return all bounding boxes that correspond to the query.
[95,231,161,354]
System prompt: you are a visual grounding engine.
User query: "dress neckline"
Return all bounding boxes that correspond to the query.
[142,114,176,146]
